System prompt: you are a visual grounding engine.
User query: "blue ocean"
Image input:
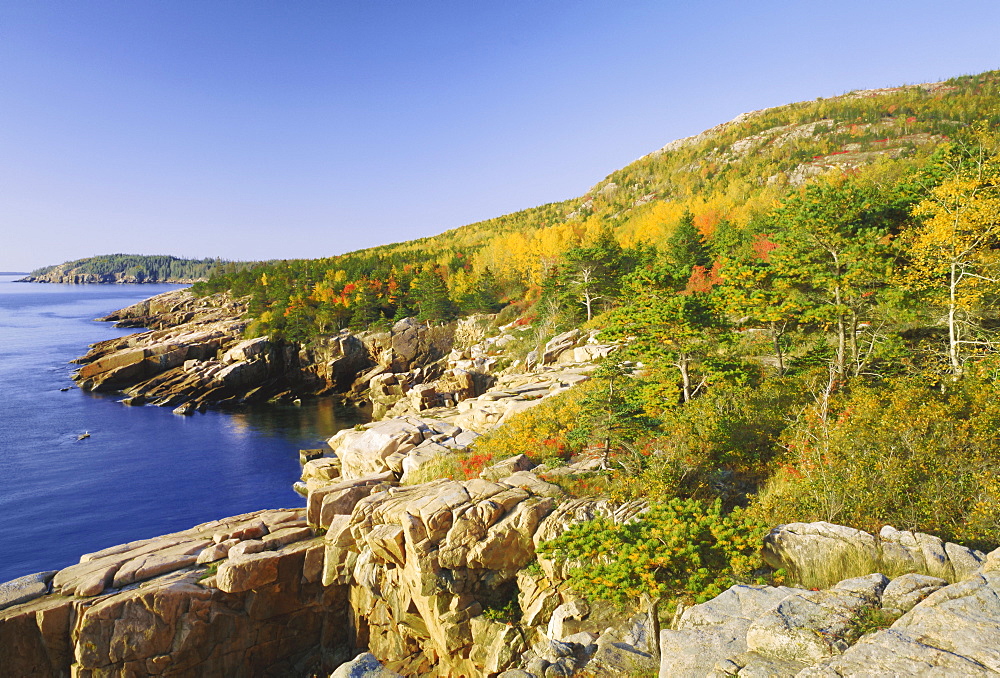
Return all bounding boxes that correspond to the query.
[0,276,358,583]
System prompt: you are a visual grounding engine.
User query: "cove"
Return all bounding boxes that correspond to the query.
[0,276,360,583]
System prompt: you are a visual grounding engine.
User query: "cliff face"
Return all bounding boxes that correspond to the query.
[0,462,656,677]
[0,509,350,677]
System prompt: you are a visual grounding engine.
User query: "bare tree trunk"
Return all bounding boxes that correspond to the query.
[849,311,859,377]
[678,356,691,403]
[949,262,962,375]
[771,320,785,375]
[603,376,614,466]
[834,284,846,380]
[641,593,661,662]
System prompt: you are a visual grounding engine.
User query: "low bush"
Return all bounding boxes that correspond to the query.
[752,369,1000,547]
[537,498,768,609]
[471,383,596,465]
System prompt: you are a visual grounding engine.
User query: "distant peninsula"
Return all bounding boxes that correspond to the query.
[18,254,241,284]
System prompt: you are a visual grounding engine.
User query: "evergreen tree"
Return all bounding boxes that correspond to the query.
[665,211,711,282]
[567,360,656,466]
[768,175,902,379]
[413,265,456,322]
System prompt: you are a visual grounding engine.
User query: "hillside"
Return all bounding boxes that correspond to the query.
[187,67,1000,546]
[20,254,241,284]
[196,70,1000,341]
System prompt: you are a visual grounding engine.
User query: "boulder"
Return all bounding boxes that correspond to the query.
[879,525,984,581]
[802,571,1000,675]
[744,574,888,663]
[228,539,268,559]
[547,599,590,640]
[763,522,984,587]
[302,457,341,483]
[580,634,656,677]
[542,330,582,365]
[216,551,282,593]
[222,336,271,364]
[659,584,802,677]
[330,419,426,479]
[307,473,395,529]
[111,539,210,588]
[881,573,948,614]
[0,571,56,611]
[481,453,538,481]
[331,652,403,678]
[214,359,267,388]
[762,522,879,586]
[470,617,528,675]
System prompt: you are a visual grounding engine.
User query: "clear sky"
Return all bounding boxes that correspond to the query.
[2,1,999,272]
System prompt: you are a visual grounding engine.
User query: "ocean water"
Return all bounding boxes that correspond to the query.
[0,276,360,583]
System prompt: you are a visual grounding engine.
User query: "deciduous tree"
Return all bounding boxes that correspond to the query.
[905,130,1000,375]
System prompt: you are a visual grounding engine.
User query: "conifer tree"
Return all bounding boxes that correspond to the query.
[413,265,456,322]
[665,211,711,282]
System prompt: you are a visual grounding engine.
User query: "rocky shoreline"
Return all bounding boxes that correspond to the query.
[5,394,1000,675]
[68,287,613,417]
[7,289,1000,676]
[17,273,203,284]
[4,469,1000,677]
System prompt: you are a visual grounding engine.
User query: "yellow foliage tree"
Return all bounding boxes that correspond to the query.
[907,130,1000,375]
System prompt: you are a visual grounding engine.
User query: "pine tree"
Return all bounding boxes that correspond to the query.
[412,265,456,322]
[665,211,711,282]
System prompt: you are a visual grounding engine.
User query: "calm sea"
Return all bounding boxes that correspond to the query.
[0,276,360,583]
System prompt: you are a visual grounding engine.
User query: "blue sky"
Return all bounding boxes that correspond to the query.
[2,1,999,271]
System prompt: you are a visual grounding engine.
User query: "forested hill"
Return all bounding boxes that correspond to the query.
[20,254,249,284]
[194,69,1000,342]
[190,70,1000,604]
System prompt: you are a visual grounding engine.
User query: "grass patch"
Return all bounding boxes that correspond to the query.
[198,562,220,581]
[403,452,467,484]
[846,607,902,642]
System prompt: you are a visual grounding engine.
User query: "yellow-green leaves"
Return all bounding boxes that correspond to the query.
[904,131,1000,374]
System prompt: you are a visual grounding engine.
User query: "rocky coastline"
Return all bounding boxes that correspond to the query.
[17,272,203,284]
[7,289,1000,676]
[68,288,611,417]
[4,465,1000,677]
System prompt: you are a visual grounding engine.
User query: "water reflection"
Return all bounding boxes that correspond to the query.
[228,398,368,443]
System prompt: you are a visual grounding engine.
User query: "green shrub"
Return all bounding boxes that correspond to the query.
[537,498,767,608]
[752,370,1000,546]
[846,607,902,642]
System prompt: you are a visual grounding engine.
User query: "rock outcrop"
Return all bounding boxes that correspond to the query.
[69,289,463,412]
[8,493,1000,678]
[18,270,203,285]
[70,286,619,427]
[309,365,597,488]
[658,521,995,678]
[657,559,1000,677]
[0,508,349,677]
[0,468,651,677]
[762,521,986,586]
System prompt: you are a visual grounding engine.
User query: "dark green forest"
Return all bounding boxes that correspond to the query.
[27,254,250,282]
